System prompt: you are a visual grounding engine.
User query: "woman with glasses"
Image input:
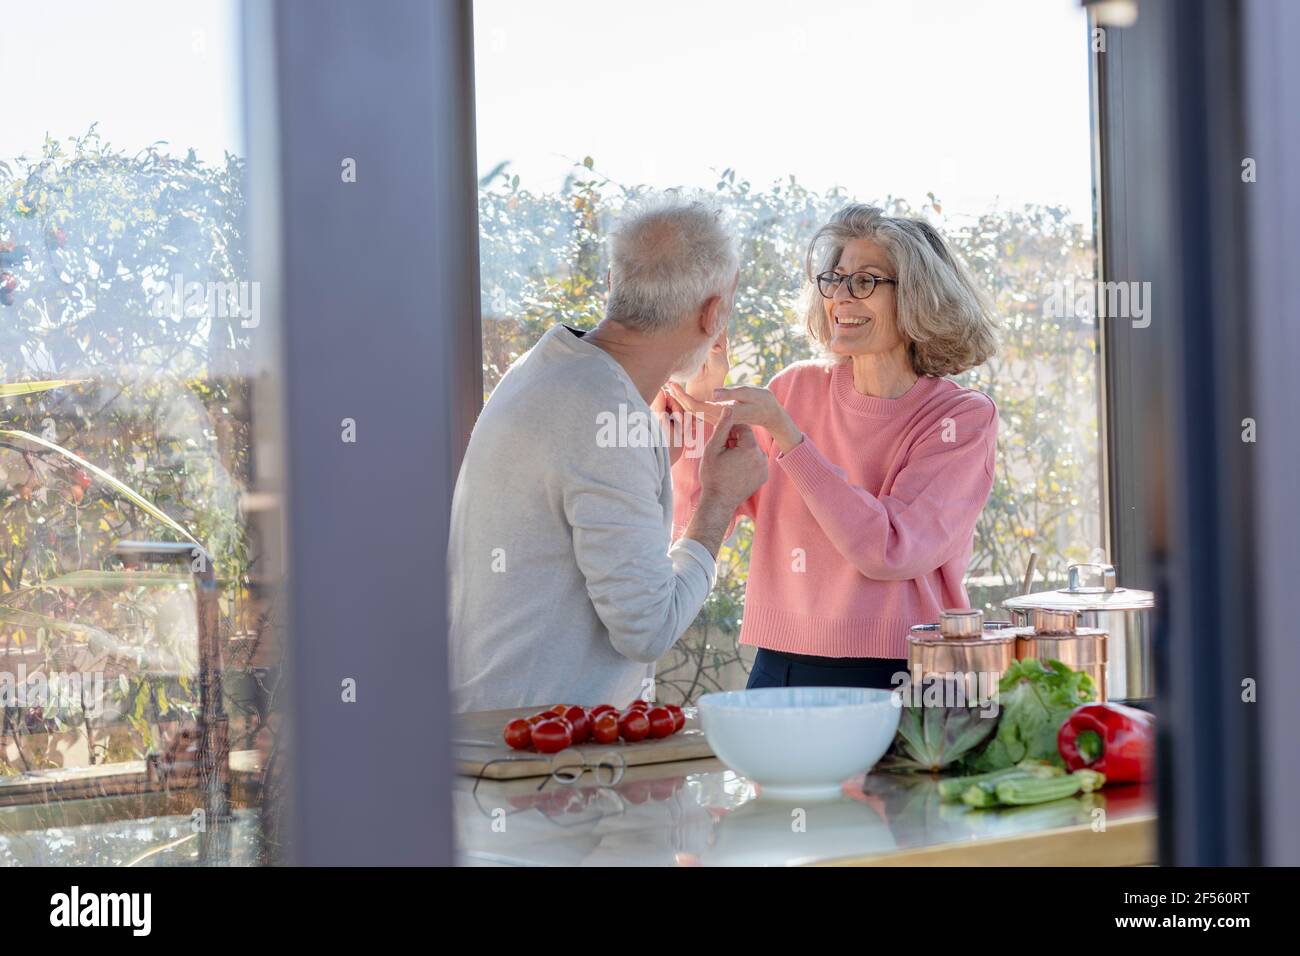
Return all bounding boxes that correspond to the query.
[666,204,999,690]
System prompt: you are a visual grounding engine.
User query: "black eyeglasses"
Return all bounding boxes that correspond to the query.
[815,271,898,300]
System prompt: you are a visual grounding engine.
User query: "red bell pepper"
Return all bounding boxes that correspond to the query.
[1057,702,1155,783]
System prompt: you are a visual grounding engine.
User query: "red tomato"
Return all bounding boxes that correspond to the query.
[589,703,617,719]
[526,712,551,726]
[547,705,570,716]
[627,699,651,712]
[591,711,619,744]
[647,706,674,739]
[503,718,532,750]
[531,718,573,754]
[618,710,650,742]
[666,704,685,733]
[562,706,590,743]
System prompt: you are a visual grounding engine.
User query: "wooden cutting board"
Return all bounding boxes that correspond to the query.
[454,705,714,780]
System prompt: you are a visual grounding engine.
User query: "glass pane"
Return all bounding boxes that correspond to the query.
[472,0,1101,701]
[0,0,282,865]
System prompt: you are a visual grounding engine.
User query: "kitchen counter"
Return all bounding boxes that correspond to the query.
[454,755,1155,866]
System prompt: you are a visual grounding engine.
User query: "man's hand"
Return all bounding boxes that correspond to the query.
[683,407,768,558]
[698,407,768,506]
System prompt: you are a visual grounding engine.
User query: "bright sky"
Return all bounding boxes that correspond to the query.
[474,0,1096,225]
[1,0,1094,227]
[0,0,244,164]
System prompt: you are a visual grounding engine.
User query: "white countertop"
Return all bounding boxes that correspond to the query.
[454,755,1155,867]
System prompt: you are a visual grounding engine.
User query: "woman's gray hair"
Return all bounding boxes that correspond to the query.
[606,195,739,334]
[802,204,998,376]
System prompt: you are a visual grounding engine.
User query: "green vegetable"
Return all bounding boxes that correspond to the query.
[994,774,1087,805]
[937,760,1064,802]
[967,770,1107,808]
[882,677,999,772]
[939,767,1028,802]
[1016,758,1067,776]
[961,781,1004,808]
[962,659,1097,773]
[982,792,1104,827]
[1072,769,1107,793]
[967,770,1107,806]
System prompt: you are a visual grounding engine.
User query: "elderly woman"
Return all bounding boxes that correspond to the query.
[667,204,999,690]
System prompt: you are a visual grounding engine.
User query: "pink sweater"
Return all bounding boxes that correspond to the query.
[672,360,998,660]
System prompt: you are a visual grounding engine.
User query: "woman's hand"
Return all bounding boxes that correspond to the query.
[668,382,804,455]
[667,380,724,425]
[712,386,804,454]
[650,387,688,467]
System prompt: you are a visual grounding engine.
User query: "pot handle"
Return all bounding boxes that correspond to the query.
[1067,562,1117,593]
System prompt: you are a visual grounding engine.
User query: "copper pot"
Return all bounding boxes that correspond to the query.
[907,609,1019,705]
[1014,607,1110,701]
[1004,562,1153,702]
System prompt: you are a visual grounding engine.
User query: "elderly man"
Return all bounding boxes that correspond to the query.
[448,197,767,711]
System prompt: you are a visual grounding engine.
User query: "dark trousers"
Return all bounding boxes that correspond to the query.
[746,647,908,691]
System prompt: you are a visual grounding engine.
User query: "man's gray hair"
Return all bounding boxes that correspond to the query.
[605,195,739,334]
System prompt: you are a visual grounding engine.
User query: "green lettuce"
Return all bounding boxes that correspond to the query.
[963,659,1097,772]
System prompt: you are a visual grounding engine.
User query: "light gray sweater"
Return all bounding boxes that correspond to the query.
[447,324,716,712]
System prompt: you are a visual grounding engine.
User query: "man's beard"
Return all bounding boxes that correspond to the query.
[668,315,728,386]
[668,336,715,386]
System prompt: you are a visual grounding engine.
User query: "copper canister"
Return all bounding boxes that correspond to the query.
[907,609,1019,705]
[1015,607,1109,701]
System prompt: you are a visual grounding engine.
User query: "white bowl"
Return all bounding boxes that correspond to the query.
[697,686,901,802]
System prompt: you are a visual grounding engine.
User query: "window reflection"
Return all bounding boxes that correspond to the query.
[0,1,280,866]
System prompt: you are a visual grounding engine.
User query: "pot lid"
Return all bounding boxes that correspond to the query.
[909,609,1025,644]
[1002,562,1154,613]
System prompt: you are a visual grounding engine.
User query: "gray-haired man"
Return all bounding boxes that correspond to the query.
[448,197,767,711]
